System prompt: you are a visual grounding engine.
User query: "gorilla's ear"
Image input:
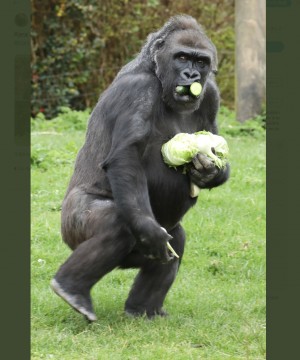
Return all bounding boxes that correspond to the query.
[150,38,165,57]
[156,39,165,49]
[150,38,165,73]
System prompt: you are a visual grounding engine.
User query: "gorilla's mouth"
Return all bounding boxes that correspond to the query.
[174,84,199,102]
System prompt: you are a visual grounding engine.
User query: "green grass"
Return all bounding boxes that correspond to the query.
[31,108,266,360]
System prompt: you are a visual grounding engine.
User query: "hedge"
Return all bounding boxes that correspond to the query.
[31,0,234,118]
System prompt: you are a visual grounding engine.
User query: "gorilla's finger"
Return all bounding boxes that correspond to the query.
[160,246,174,263]
[200,168,218,182]
[190,169,208,188]
[196,153,215,170]
[190,168,202,181]
[192,155,204,171]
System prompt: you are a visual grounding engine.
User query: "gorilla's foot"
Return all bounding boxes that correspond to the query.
[50,278,97,322]
[125,306,168,319]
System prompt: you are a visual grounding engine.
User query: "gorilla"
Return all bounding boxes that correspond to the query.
[51,15,230,321]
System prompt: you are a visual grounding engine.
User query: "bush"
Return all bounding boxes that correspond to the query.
[31,106,90,132]
[31,0,235,118]
[218,107,266,138]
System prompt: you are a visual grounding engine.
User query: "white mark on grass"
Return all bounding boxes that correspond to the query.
[38,258,46,266]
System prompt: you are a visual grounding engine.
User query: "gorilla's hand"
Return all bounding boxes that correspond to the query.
[188,153,220,189]
[134,217,174,263]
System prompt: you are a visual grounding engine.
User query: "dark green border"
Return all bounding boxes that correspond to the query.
[267,0,300,359]
[2,0,300,358]
[1,1,30,359]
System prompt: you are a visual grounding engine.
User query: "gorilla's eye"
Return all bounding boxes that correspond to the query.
[197,59,205,67]
[178,55,188,62]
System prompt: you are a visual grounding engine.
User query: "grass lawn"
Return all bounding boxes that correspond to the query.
[31,108,266,360]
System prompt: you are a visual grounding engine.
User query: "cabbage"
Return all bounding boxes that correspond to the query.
[161,131,229,198]
[161,131,229,169]
[161,133,199,166]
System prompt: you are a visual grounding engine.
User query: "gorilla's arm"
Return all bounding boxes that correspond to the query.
[102,78,172,262]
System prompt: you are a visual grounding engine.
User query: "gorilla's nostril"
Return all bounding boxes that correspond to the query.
[182,71,190,79]
[181,70,200,81]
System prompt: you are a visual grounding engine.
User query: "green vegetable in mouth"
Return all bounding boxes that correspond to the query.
[175,85,188,95]
[189,82,202,97]
[175,83,202,97]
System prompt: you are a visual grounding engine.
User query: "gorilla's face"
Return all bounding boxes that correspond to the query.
[155,30,215,113]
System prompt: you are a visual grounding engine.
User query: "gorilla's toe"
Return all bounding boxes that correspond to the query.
[125,306,168,319]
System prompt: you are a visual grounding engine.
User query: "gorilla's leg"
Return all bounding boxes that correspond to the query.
[51,198,135,322]
[124,224,185,318]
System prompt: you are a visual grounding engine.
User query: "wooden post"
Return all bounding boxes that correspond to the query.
[235,0,266,122]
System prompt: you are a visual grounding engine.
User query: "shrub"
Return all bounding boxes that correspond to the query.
[31,0,235,118]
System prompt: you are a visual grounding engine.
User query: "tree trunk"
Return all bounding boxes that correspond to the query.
[235,0,266,122]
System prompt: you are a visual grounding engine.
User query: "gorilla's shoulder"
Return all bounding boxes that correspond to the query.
[102,70,160,106]
[114,70,159,90]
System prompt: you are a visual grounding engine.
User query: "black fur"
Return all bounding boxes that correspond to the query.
[51,15,230,321]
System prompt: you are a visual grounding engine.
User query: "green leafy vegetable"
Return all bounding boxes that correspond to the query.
[175,85,188,95]
[161,131,228,168]
[161,131,229,197]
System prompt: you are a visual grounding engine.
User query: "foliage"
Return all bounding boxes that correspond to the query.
[218,106,266,138]
[31,106,90,132]
[31,0,235,118]
[31,106,265,359]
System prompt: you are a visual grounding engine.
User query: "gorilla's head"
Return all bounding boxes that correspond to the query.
[116,15,218,113]
[152,16,217,113]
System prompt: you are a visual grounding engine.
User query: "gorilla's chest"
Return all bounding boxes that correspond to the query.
[142,137,195,229]
[142,112,199,195]
[154,110,201,136]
